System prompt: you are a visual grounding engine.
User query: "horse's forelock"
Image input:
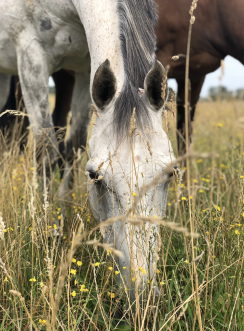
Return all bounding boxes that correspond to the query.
[113,80,151,141]
[117,0,157,87]
[114,0,157,139]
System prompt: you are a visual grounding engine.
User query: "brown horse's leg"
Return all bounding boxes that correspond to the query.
[176,76,205,157]
[0,76,29,148]
[52,70,75,175]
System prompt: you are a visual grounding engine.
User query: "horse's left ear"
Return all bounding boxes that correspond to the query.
[92,59,117,110]
[144,61,168,110]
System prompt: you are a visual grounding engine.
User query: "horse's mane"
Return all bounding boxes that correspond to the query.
[114,0,157,139]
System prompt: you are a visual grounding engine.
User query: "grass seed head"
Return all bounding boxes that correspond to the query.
[0,213,5,240]
[161,66,169,102]
[96,162,104,173]
[9,290,22,298]
[146,140,153,157]
[92,104,100,118]
[190,16,196,24]
[129,108,136,137]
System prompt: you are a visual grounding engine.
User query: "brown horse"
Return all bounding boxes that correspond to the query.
[155,0,244,155]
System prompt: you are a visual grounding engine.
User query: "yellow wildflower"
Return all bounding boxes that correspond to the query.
[139,267,146,274]
[72,258,76,263]
[94,262,100,267]
[133,192,137,197]
[214,205,221,211]
[115,271,120,275]
[235,230,240,235]
[71,291,76,297]
[80,284,88,292]
[108,292,115,298]
[70,269,77,275]
[39,320,47,325]
[108,267,113,271]
[29,278,37,282]
[77,261,82,266]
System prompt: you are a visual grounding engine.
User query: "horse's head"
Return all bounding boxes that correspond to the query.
[86,59,176,302]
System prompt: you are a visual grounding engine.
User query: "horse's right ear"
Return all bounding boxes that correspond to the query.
[144,61,168,110]
[92,60,117,110]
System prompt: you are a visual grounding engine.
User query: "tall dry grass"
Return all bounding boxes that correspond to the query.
[0,95,244,330]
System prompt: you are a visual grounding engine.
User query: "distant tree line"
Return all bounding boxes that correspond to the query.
[207,86,244,101]
[49,86,55,94]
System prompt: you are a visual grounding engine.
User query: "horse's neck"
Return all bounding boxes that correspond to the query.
[72,0,125,92]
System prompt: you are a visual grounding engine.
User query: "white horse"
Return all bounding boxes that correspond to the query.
[0,0,176,307]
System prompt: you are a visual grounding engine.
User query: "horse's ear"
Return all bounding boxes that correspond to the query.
[144,61,168,110]
[92,60,117,110]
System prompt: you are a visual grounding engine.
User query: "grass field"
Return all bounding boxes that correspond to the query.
[0,97,244,330]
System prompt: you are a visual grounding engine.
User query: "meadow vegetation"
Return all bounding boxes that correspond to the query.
[0,96,244,330]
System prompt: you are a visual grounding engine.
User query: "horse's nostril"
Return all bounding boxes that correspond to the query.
[168,165,179,179]
[88,171,97,180]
